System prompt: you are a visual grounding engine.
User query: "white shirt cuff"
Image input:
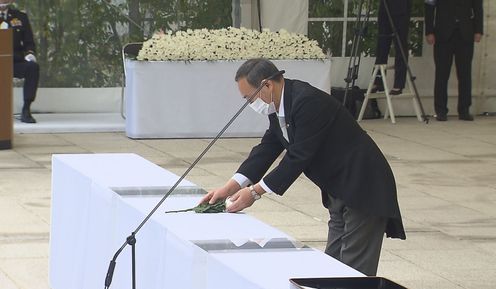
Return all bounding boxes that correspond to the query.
[259,179,275,194]
[231,173,252,188]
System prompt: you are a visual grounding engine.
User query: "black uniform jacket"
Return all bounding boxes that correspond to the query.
[237,79,406,239]
[382,0,412,16]
[3,8,35,62]
[425,0,484,42]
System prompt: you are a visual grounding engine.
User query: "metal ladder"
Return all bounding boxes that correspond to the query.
[358,64,423,124]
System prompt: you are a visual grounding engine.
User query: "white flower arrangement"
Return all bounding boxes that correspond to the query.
[137,27,327,61]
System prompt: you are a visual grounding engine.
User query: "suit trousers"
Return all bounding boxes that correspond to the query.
[433,28,474,116]
[13,61,40,105]
[374,9,410,89]
[325,195,387,276]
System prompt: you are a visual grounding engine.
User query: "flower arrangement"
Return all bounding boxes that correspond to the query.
[137,27,327,61]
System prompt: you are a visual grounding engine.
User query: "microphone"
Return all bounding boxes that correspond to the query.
[104,69,285,289]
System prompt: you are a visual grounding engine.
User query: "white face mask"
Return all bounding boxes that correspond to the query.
[249,92,276,115]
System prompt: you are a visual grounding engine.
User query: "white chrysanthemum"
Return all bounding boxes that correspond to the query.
[136,27,327,61]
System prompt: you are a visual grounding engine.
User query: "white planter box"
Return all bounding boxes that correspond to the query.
[124,59,331,139]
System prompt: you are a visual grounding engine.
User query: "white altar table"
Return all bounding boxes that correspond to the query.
[50,153,361,289]
[124,59,331,139]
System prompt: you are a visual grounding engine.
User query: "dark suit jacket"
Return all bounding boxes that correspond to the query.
[4,8,36,63]
[425,0,484,42]
[237,79,406,239]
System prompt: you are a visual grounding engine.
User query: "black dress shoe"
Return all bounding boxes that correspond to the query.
[21,112,37,123]
[389,89,403,95]
[435,114,447,121]
[458,114,474,121]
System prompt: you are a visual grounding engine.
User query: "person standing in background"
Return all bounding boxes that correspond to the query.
[0,0,39,123]
[372,0,412,96]
[425,0,484,121]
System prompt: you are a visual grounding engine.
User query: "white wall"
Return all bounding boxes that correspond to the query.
[238,0,308,34]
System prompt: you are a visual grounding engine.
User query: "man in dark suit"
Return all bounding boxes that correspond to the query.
[0,0,39,123]
[425,0,483,121]
[201,59,406,276]
[373,0,412,95]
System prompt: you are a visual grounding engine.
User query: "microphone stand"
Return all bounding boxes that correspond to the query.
[104,70,285,289]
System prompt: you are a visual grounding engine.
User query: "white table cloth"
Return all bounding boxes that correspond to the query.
[50,153,362,289]
[124,59,331,139]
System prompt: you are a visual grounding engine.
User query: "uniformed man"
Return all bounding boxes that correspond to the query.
[0,0,39,123]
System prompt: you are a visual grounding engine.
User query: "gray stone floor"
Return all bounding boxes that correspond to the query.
[1,116,495,289]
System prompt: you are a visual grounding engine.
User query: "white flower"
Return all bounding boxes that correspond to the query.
[136,27,327,61]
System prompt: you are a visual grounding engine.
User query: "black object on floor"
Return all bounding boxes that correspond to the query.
[290,277,408,289]
[331,86,382,120]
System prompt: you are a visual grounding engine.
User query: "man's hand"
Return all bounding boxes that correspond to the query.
[426,34,435,45]
[225,187,256,213]
[200,186,232,205]
[25,53,36,62]
[474,33,482,43]
[200,179,241,205]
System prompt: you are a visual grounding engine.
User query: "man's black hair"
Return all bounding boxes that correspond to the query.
[235,58,283,87]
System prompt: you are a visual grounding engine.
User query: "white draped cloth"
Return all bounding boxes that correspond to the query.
[124,59,331,139]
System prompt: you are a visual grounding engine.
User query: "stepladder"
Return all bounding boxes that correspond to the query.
[357,64,423,124]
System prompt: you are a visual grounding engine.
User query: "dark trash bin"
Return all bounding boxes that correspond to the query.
[290,277,408,289]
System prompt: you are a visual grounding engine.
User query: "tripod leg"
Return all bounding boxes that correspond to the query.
[343,0,373,107]
[381,65,396,123]
[408,76,423,121]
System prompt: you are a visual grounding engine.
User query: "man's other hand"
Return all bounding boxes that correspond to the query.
[225,187,255,213]
[25,53,36,62]
[426,34,435,45]
[200,186,232,205]
[474,33,482,43]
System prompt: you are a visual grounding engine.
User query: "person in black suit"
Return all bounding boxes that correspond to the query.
[372,0,412,95]
[425,0,483,121]
[201,59,406,276]
[0,0,39,123]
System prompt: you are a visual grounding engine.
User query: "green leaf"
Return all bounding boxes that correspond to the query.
[165,200,226,214]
